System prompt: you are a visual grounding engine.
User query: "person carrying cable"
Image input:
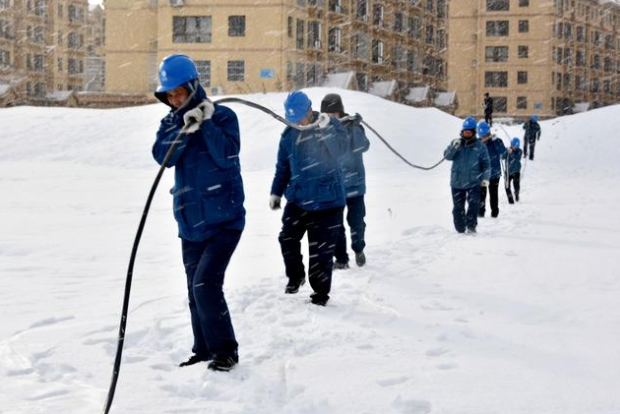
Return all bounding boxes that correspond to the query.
[477,121,506,218]
[321,93,370,270]
[502,138,523,204]
[269,91,348,306]
[523,115,541,160]
[152,55,244,372]
[444,117,491,234]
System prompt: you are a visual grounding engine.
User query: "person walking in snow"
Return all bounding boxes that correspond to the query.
[502,138,523,204]
[477,121,506,218]
[444,117,491,234]
[523,115,541,161]
[270,91,348,306]
[152,55,244,372]
[483,93,494,127]
[321,93,370,270]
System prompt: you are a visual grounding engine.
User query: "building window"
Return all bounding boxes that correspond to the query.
[485,46,508,62]
[518,20,529,33]
[68,5,83,23]
[487,0,509,12]
[518,45,529,58]
[68,32,80,49]
[58,4,63,17]
[517,71,528,84]
[352,32,368,60]
[34,82,46,97]
[295,62,305,88]
[286,61,294,82]
[425,25,434,44]
[0,49,9,67]
[68,58,78,74]
[394,12,403,32]
[372,39,384,64]
[307,21,321,49]
[519,0,529,6]
[287,16,293,38]
[576,26,585,42]
[591,54,600,70]
[576,50,586,67]
[356,0,368,21]
[228,16,245,37]
[408,16,422,39]
[173,16,212,43]
[486,21,509,36]
[57,57,63,72]
[33,54,44,72]
[0,0,11,9]
[373,4,385,27]
[227,60,244,81]
[493,96,507,113]
[34,0,45,17]
[485,71,508,87]
[517,96,527,110]
[33,26,45,43]
[296,19,304,50]
[328,27,342,53]
[328,0,343,12]
[0,20,11,39]
[57,30,62,45]
[195,60,211,87]
[407,50,419,72]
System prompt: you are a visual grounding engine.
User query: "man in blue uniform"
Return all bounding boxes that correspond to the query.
[152,55,244,372]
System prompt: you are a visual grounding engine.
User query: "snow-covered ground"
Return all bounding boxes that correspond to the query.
[1,88,619,414]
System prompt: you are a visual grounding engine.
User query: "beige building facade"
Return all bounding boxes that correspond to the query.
[449,0,620,120]
[105,0,449,103]
[0,0,89,104]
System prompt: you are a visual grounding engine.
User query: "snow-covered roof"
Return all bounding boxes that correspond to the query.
[47,91,76,101]
[405,86,430,103]
[434,91,456,107]
[573,102,591,113]
[322,72,355,89]
[368,80,397,98]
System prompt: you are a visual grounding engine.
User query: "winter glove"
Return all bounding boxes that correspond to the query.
[183,99,214,134]
[481,180,490,187]
[317,113,331,129]
[350,113,363,125]
[269,194,281,210]
[452,138,462,149]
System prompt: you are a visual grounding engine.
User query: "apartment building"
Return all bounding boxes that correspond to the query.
[105,0,449,104]
[84,3,105,91]
[448,0,620,120]
[0,0,89,103]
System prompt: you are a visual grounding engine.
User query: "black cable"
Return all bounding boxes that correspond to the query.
[102,127,188,414]
[215,97,446,171]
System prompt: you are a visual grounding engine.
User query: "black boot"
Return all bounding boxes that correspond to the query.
[179,353,212,367]
[285,278,305,294]
[208,355,238,372]
[355,251,366,267]
[333,261,350,270]
[310,293,329,306]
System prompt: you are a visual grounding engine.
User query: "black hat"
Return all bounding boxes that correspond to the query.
[321,93,345,116]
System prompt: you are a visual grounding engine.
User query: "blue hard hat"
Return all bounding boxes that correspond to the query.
[284,91,312,123]
[156,54,199,93]
[511,138,520,148]
[531,115,538,122]
[477,121,491,137]
[462,116,477,131]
